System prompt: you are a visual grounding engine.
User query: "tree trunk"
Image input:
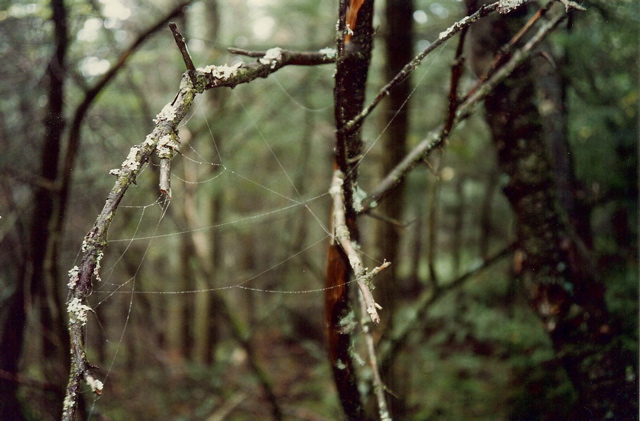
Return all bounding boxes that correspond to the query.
[325,1,375,419]
[377,1,413,415]
[0,284,28,420]
[534,32,593,248]
[377,0,413,318]
[465,2,638,418]
[2,1,72,418]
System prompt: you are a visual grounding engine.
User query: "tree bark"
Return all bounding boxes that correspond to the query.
[465,2,638,419]
[377,0,413,319]
[1,1,72,418]
[325,1,375,419]
[0,285,28,420]
[534,32,593,248]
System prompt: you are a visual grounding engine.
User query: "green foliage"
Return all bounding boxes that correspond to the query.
[566,2,638,213]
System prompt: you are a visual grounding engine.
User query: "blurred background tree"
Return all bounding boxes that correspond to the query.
[0,0,636,420]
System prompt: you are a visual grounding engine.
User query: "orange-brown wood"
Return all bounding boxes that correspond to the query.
[345,0,365,43]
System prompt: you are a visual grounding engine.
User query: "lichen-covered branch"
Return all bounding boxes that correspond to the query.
[62,41,335,421]
[358,295,391,421]
[330,167,390,420]
[330,170,388,324]
[229,47,336,65]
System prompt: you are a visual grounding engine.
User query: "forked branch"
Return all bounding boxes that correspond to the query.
[361,7,569,212]
[341,1,500,135]
[330,170,389,324]
[62,28,335,421]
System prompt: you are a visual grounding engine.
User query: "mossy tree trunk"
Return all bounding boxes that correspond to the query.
[465,2,638,418]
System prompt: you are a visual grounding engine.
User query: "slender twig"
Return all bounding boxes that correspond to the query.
[340,1,500,135]
[58,1,191,241]
[443,25,469,136]
[465,1,551,100]
[366,211,415,228]
[330,170,388,324]
[361,9,568,212]
[161,21,195,199]
[229,47,336,65]
[455,11,567,120]
[358,296,391,421]
[379,243,516,371]
[169,22,197,86]
[558,0,586,12]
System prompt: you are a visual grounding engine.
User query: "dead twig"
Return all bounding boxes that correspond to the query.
[330,169,389,324]
[341,1,500,136]
[361,9,569,213]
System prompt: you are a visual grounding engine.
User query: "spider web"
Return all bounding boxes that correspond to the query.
[75,2,450,418]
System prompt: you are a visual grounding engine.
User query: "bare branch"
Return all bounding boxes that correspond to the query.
[341,1,500,135]
[229,47,336,65]
[558,0,586,12]
[379,243,516,371]
[358,295,391,421]
[443,23,469,136]
[361,9,568,212]
[456,10,567,120]
[330,170,388,324]
[169,22,197,86]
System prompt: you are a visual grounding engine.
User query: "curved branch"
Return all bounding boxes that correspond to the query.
[62,40,338,421]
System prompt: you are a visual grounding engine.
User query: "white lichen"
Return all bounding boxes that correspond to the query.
[153,103,177,123]
[353,350,366,366]
[335,224,349,239]
[62,392,75,417]
[94,251,103,283]
[259,47,283,69]
[329,172,344,196]
[122,146,140,172]
[439,15,471,40]
[67,266,80,289]
[143,133,155,146]
[67,297,92,326]
[157,134,179,159]
[352,185,367,212]
[108,169,120,176]
[319,47,336,59]
[498,0,528,14]
[198,62,243,79]
[85,374,103,395]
